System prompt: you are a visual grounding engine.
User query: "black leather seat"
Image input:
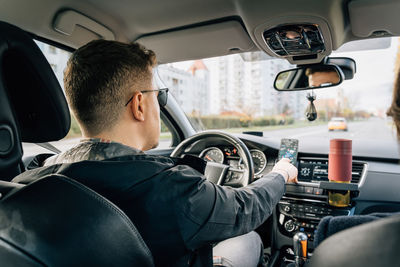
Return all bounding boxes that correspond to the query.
[0,21,70,181]
[307,214,400,266]
[0,174,155,266]
[0,20,155,266]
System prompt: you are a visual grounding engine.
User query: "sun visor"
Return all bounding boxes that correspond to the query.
[136,20,255,63]
[53,10,115,41]
[349,0,400,37]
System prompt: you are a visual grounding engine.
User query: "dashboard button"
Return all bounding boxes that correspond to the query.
[284,220,296,232]
[313,188,324,195]
[304,187,314,194]
[286,185,304,193]
[283,206,291,212]
[295,186,305,193]
[305,213,317,219]
[285,185,295,192]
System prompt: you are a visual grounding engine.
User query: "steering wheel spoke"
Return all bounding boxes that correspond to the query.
[204,162,230,184]
[228,167,245,173]
[224,167,246,186]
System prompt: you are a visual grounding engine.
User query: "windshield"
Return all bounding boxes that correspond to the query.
[158,37,399,148]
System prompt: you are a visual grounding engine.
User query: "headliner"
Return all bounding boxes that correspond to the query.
[0,0,395,63]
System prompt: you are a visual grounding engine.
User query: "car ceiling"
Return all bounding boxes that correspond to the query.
[0,0,398,63]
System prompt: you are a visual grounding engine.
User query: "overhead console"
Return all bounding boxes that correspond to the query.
[253,16,333,65]
[263,24,325,57]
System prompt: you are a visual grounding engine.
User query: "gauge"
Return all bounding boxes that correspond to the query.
[250,149,267,175]
[223,147,232,156]
[200,147,224,164]
[224,147,239,157]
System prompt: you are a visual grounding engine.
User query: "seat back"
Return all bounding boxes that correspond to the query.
[308,214,400,266]
[0,174,155,266]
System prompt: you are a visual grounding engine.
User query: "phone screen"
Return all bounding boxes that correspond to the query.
[278,138,299,164]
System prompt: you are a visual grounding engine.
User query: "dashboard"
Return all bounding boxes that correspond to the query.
[234,133,400,263]
[186,132,400,262]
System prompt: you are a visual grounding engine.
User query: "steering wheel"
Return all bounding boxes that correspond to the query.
[171,131,254,187]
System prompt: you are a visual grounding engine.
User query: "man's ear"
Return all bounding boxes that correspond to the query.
[130,92,145,122]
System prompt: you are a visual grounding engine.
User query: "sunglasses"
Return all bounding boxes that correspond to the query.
[124,88,169,107]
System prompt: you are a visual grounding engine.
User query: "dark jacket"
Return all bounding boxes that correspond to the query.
[13,140,285,266]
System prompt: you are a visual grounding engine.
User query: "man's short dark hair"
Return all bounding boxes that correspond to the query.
[64,40,156,135]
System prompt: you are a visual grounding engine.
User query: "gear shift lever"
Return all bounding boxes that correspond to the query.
[293,232,308,267]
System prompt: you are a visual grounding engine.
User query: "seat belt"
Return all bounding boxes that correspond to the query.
[35,142,61,154]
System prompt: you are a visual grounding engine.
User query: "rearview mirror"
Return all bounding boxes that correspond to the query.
[274,64,343,91]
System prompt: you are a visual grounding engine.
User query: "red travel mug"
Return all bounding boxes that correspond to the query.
[328,139,352,182]
[328,139,352,207]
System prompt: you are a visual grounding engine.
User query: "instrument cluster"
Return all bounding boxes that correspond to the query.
[199,146,267,175]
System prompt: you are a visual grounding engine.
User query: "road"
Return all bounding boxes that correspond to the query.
[262,118,396,141]
[260,118,399,158]
[23,118,395,157]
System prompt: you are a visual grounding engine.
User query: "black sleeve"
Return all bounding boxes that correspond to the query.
[167,165,285,250]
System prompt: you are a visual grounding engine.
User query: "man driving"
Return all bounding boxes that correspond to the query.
[13,40,298,267]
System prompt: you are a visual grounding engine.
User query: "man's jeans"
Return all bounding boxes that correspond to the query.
[213,231,264,267]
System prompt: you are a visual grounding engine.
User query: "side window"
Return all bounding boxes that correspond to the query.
[22,41,176,157]
[159,119,173,149]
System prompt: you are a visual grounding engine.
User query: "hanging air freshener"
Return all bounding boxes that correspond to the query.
[306,91,317,121]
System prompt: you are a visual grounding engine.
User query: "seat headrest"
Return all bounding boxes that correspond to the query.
[0,21,70,143]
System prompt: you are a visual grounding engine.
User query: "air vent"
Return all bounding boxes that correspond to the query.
[298,158,366,184]
[351,162,365,184]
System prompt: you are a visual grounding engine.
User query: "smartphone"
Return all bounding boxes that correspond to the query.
[278,138,299,164]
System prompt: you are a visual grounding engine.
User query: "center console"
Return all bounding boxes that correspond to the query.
[269,157,367,266]
[278,185,351,243]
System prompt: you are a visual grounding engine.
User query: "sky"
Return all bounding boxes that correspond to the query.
[166,37,399,115]
[316,37,398,113]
